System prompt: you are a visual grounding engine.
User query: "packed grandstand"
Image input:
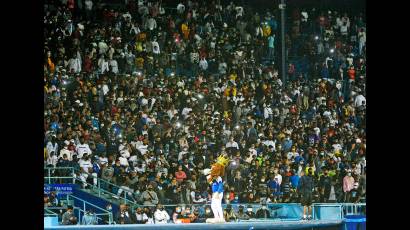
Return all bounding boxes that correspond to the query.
[44,0,366,225]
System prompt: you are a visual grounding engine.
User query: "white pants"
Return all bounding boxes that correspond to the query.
[80,173,97,188]
[211,192,224,220]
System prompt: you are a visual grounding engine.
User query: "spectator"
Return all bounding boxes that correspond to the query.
[140,184,159,205]
[245,204,256,218]
[61,206,76,225]
[78,153,97,188]
[318,168,332,203]
[255,202,270,219]
[115,204,133,224]
[236,205,250,220]
[133,207,148,224]
[143,207,155,224]
[343,170,355,202]
[154,204,170,224]
[46,151,58,167]
[299,169,315,221]
[175,165,187,183]
[172,205,183,223]
[191,208,205,223]
[204,205,214,219]
[81,209,97,225]
[46,136,59,157]
[267,174,281,202]
[223,204,237,222]
[76,137,92,159]
[59,141,73,161]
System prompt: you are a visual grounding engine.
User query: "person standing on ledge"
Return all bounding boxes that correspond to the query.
[298,169,315,220]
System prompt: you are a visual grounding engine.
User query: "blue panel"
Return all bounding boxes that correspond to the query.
[314,206,343,220]
[44,217,59,227]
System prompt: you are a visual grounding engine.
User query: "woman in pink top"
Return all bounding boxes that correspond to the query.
[343,171,355,202]
[175,165,187,183]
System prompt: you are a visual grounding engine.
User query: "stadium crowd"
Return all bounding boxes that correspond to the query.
[44,0,366,224]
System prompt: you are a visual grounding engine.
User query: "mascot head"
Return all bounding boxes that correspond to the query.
[204,154,230,184]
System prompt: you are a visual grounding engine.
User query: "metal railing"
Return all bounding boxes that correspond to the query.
[342,203,366,217]
[44,207,60,217]
[44,167,75,184]
[68,194,114,225]
[44,167,138,206]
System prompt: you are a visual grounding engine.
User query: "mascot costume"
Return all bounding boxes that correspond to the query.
[204,154,229,223]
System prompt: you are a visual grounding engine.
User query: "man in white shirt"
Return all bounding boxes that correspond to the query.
[182,106,192,119]
[118,155,129,167]
[137,140,149,155]
[199,57,208,71]
[226,136,239,150]
[68,56,81,73]
[78,154,97,188]
[109,58,119,74]
[154,204,170,224]
[98,41,108,54]
[76,138,92,159]
[178,147,189,161]
[145,16,157,31]
[263,136,276,152]
[354,94,366,108]
[98,56,109,74]
[235,6,244,18]
[152,40,160,54]
[177,2,185,14]
[287,147,299,160]
[46,136,59,157]
[59,141,73,161]
[119,141,131,159]
[248,144,257,157]
[274,168,282,185]
[46,152,58,167]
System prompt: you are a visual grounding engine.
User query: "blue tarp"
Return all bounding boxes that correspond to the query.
[344,215,366,230]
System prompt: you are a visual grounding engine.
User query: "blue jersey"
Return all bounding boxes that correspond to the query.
[211,180,224,193]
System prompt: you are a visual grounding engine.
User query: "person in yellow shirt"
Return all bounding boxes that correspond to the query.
[229,72,237,81]
[224,87,231,97]
[305,163,316,176]
[135,57,144,68]
[47,57,55,73]
[230,87,237,97]
[262,23,271,37]
[181,22,190,40]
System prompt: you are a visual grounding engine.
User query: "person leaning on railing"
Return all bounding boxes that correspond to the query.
[223,204,237,222]
[61,206,77,225]
[236,205,250,220]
